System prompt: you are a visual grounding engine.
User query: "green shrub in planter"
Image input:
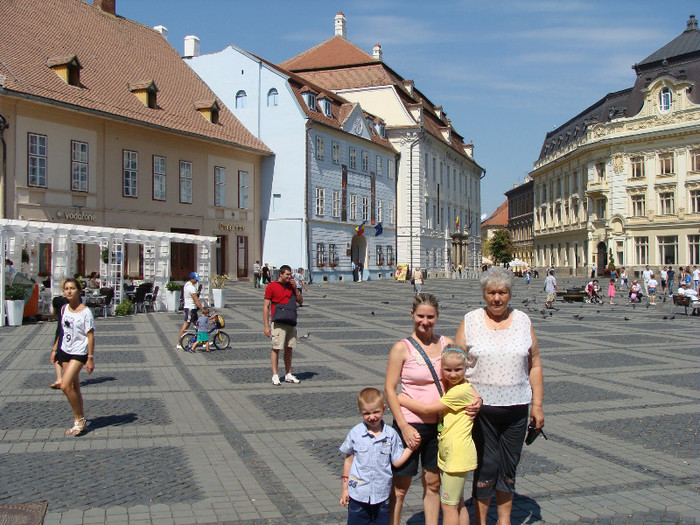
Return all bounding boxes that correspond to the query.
[166,281,183,292]
[114,299,134,316]
[5,284,27,301]
[211,274,229,289]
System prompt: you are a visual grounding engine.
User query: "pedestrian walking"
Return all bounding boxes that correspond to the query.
[253,260,262,288]
[591,263,596,279]
[177,272,204,349]
[525,269,531,289]
[667,267,675,295]
[642,265,652,295]
[608,278,616,305]
[351,260,358,282]
[411,267,424,295]
[619,267,629,290]
[50,277,95,436]
[263,264,303,385]
[544,270,558,309]
[188,307,211,353]
[648,273,659,305]
[262,263,272,284]
[293,267,308,299]
[49,279,69,389]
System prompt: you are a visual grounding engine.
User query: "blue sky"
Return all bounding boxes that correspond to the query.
[113,0,697,217]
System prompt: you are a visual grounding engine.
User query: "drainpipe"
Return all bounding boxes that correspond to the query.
[407,132,421,272]
[305,126,311,282]
[0,113,8,219]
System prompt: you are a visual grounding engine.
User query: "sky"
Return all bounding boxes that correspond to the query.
[112,0,697,218]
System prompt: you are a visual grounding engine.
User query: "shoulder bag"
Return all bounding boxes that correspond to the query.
[406,336,444,433]
[271,284,298,326]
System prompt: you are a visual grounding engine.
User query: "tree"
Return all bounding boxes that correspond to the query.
[484,229,514,265]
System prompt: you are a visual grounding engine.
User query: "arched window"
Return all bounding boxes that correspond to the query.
[235,90,247,109]
[659,87,672,113]
[267,88,278,107]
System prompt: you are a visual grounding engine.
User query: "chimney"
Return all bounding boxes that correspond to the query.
[373,44,382,61]
[94,0,115,15]
[184,35,200,58]
[153,25,168,40]
[335,12,346,38]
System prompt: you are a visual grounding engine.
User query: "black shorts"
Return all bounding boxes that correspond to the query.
[184,308,198,324]
[55,348,88,365]
[391,420,439,477]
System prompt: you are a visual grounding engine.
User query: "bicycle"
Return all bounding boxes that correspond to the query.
[180,314,230,351]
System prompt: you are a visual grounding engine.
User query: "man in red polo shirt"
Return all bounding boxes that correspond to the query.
[263,265,303,385]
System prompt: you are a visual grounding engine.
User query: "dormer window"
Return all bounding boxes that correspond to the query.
[659,87,672,113]
[47,55,82,87]
[318,96,332,117]
[374,122,386,138]
[300,86,317,111]
[366,117,374,132]
[128,80,158,109]
[194,99,220,124]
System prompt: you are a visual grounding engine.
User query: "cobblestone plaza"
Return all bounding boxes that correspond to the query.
[0,277,698,524]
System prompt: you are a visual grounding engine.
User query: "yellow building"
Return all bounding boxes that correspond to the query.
[0,0,270,280]
[530,16,700,277]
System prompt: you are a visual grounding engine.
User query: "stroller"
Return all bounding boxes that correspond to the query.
[584,281,603,304]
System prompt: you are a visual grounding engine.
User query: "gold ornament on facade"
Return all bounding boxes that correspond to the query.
[612,154,624,174]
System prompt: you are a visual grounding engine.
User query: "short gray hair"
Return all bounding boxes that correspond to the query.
[479,266,515,293]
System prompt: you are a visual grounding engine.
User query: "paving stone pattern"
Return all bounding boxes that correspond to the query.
[0,277,698,524]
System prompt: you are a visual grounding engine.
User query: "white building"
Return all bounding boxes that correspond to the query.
[281,13,485,273]
[186,43,398,282]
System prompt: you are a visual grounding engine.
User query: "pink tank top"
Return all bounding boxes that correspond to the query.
[399,336,448,424]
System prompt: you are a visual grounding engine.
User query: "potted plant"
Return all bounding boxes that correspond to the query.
[317,262,327,268]
[211,274,228,308]
[165,281,182,312]
[329,261,339,268]
[5,284,26,326]
[101,248,109,264]
[114,299,134,316]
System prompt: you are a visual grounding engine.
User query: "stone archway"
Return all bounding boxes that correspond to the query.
[597,241,607,276]
[351,234,368,278]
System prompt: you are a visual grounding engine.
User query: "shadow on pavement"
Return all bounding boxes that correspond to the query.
[81,376,116,386]
[85,413,138,434]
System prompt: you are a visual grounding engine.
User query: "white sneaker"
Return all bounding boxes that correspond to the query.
[285,373,300,384]
[176,344,183,350]
[271,374,281,386]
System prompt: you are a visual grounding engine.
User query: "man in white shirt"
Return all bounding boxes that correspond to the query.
[177,272,204,349]
[642,265,652,294]
[692,266,700,292]
[678,283,700,315]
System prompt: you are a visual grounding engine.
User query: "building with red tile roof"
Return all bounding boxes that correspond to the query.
[280,13,485,273]
[0,0,270,279]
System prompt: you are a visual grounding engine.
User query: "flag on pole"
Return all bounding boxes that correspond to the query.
[467,216,473,231]
[355,221,367,235]
[455,216,460,231]
[374,222,383,236]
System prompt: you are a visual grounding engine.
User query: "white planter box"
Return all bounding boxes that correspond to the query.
[6,300,24,326]
[212,288,225,308]
[166,290,181,312]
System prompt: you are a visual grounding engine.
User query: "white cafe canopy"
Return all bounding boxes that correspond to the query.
[0,219,216,326]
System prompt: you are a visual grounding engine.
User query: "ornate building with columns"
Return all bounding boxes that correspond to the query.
[530,15,700,276]
[280,13,485,273]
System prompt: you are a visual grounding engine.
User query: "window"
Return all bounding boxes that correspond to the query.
[329,243,338,264]
[71,140,88,192]
[28,133,47,187]
[315,187,325,216]
[595,162,606,181]
[214,167,226,207]
[316,243,326,266]
[332,142,339,164]
[432,157,436,181]
[332,190,341,217]
[631,156,645,178]
[387,246,394,265]
[304,92,316,111]
[659,191,674,215]
[692,150,700,172]
[634,237,648,265]
[377,199,383,223]
[376,245,384,265]
[659,87,672,113]
[238,171,249,209]
[316,136,325,161]
[597,198,606,219]
[361,151,368,172]
[153,155,166,201]
[389,202,395,225]
[123,150,138,197]
[350,195,357,220]
[658,235,677,265]
[387,160,393,179]
[659,153,674,175]
[362,196,369,221]
[349,147,357,169]
[179,160,192,203]
[321,98,332,117]
[690,189,700,213]
[376,156,382,176]
[267,88,278,107]
[235,90,247,109]
[631,194,645,216]
[690,235,700,265]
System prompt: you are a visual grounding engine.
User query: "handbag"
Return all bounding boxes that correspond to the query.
[271,287,297,326]
[406,337,444,432]
[525,420,548,445]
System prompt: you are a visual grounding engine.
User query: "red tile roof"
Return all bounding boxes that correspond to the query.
[0,0,270,154]
[481,200,509,227]
[280,36,377,71]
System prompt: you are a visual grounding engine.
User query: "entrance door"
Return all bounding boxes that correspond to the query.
[171,228,197,280]
[236,236,248,279]
[216,235,227,275]
[596,242,607,275]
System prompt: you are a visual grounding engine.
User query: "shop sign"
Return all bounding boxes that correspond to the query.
[56,209,97,222]
[218,223,245,232]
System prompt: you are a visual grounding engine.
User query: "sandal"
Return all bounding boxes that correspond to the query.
[49,382,61,389]
[66,417,87,436]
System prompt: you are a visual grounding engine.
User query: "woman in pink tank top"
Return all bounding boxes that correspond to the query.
[384,293,452,525]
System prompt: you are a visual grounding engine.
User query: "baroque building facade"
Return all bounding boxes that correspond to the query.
[0,0,269,281]
[505,178,534,267]
[530,16,700,276]
[186,44,397,283]
[280,13,484,273]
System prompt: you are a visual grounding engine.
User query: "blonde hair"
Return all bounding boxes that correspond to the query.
[441,344,477,369]
[358,388,384,409]
[412,293,439,314]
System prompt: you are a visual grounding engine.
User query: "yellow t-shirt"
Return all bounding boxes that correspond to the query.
[438,381,477,473]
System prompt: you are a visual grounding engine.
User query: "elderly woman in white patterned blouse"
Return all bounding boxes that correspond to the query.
[454,266,544,525]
